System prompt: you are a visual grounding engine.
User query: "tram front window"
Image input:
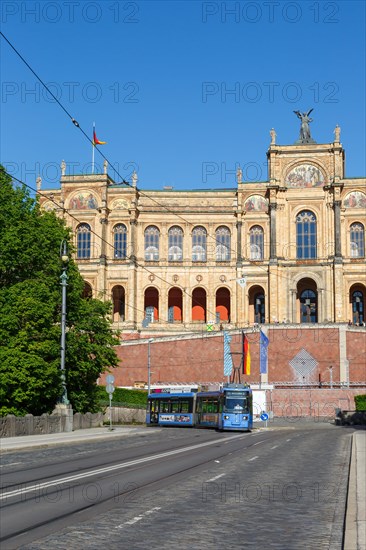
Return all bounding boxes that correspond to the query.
[225,396,248,413]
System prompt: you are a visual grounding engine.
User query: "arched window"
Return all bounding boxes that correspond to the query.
[254,293,265,323]
[144,287,159,322]
[168,226,183,261]
[216,287,230,322]
[112,285,125,322]
[192,287,207,322]
[82,282,93,299]
[300,289,317,323]
[144,226,159,261]
[113,224,127,259]
[350,223,365,258]
[168,287,183,322]
[192,226,207,262]
[77,223,91,259]
[216,226,231,261]
[352,290,364,325]
[296,211,317,259]
[250,226,264,260]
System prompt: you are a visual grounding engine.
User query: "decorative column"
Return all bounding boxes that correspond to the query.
[236,219,242,264]
[333,200,342,262]
[129,218,138,327]
[332,182,344,321]
[267,186,279,324]
[269,202,278,262]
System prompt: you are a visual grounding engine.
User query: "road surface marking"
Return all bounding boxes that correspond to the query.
[248,456,259,461]
[206,473,226,482]
[0,434,246,501]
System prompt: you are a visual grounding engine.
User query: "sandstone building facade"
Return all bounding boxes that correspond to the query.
[40,124,366,334]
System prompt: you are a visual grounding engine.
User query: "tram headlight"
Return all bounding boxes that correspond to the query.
[242,415,248,420]
[224,415,229,420]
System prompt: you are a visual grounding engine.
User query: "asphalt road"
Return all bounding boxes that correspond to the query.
[0,421,353,549]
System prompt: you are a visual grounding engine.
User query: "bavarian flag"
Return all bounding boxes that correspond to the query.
[243,332,251,375]
[93,125,106,145]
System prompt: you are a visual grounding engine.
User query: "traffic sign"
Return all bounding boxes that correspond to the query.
[106,374,115,384]
[260,412,269,421]
[106,383,115,394]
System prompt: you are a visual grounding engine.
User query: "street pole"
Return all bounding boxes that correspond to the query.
[147,338,153,394]
[54,240,73,432]
[60,240,70,405]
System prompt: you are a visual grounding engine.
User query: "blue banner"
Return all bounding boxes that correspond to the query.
[260,330,269,374]
[223,331,233,377]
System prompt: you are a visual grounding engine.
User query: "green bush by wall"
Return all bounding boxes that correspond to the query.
[354,394,366,411]
[98,386,148,408]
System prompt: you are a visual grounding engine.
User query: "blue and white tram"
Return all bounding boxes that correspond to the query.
[146,391,196,427]
[196,384,252,431]
[146,384,252,431]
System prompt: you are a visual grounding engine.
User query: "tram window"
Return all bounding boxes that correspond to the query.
[180,401,189,413]
[225,396,249,412]
[200,398,219,413]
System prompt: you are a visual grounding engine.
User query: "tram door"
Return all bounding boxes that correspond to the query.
[149,399,159,424]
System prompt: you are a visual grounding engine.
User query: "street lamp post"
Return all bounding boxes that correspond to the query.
[147,339,153,395]
[54,240,73,432]
[60,240,70,405]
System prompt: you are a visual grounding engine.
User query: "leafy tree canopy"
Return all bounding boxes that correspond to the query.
[0,166,119,416]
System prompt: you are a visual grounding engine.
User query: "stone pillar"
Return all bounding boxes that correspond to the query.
[129,219,138,327]
[333,264,344,322]
[339,324,348,384]
[236,220,242,263]
[269,203,277,262]
[291,289,297,323]
[334,200,343,262]
[53,403,73,432]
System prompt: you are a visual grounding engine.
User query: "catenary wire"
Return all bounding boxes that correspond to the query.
[1,32,355,323]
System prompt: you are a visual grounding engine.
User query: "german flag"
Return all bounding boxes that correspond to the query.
[93,127,106,145]
[243,333,251,375]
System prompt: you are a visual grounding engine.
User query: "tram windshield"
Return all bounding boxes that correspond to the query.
[224,391,250,413]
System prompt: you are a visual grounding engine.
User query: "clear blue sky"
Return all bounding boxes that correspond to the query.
[1,0,365,191]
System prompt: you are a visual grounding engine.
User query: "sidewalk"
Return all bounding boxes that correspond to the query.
[344,431,366,550]
[0,426,154,452]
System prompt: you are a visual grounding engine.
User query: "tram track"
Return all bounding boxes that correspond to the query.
[0,434,280,550]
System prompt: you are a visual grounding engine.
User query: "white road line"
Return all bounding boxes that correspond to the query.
[125,517,143,525]
[253,441,265,446]
[286,439,292,442]
[0,434,246,501]
[0,462,22,468]
[206,473,226,482]
[271,445,279,449]
[248,456,259,461]
[116,507,161,529]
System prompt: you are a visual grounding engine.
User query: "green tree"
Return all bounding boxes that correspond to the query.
[0,166,119,416]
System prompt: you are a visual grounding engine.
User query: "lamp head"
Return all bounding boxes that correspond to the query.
[60,240,69,263]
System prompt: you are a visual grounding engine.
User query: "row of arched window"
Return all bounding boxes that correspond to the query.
[75,215,365,261]
[107,285,365,326]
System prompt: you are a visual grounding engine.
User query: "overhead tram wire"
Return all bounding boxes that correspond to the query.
[8,172,227,326]
[2,33,345,315]
[7,168,342,325]
[7,177,345,348]
[0,32,267,270]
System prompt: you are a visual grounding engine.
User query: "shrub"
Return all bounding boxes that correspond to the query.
[97,386,147,408]
[354,394,366,411]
